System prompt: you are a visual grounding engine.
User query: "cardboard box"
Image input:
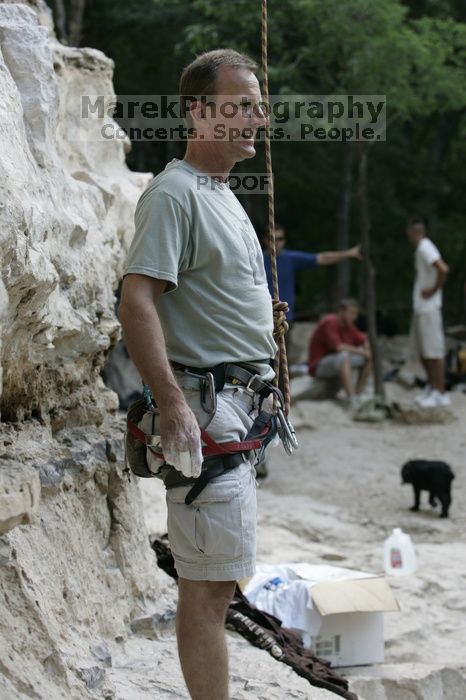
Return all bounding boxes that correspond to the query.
[243,564,399,668]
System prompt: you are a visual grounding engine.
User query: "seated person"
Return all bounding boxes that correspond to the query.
[308,298,371,400]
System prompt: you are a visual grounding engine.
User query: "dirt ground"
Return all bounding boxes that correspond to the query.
[138,335,466,698]
[263,380,466,668]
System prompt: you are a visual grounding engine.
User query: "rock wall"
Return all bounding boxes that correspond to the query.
[0,3,171,698]
[0,417,174,699]
[0,0,150,427]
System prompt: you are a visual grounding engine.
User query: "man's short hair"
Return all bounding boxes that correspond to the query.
[406,215,427,231]
[338,298,359,311]
[179,49,258,121]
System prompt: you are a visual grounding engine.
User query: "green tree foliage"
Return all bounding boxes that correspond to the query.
[47,0,466,326]
[155,0,466,325]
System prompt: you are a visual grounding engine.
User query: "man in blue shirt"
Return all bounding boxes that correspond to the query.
[263,225,362,324]
[256,225,362,478]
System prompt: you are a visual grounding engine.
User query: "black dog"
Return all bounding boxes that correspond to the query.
[401,460,455,518]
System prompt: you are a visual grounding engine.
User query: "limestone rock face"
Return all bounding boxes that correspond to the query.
[0,1,150,426]
[0,3,171,698]
[0,417,173,699]
[0,459,40,534]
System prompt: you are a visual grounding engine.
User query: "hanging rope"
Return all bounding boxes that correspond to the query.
[261,0,291,414]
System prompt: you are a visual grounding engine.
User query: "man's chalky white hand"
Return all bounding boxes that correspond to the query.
[159,399,203,478]
[164,446,203,479]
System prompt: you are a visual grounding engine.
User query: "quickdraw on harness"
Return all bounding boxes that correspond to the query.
[125,362,296,505]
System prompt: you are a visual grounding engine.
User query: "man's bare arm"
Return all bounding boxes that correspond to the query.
[335,342,370,358]
[119,274,203,477]
[422,259,449,298]
[119,275,182,405]
[316,244,362,266]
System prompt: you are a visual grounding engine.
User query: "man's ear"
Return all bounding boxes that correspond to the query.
[189,100,205,124]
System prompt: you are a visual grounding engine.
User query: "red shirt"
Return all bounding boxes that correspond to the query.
[308,314,367,376]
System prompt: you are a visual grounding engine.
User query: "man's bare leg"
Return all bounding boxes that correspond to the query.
[355,359,372,395]
[176,578,236,700]
[424,358,445,393]
[420,357,431,386]
[339,355,354,397]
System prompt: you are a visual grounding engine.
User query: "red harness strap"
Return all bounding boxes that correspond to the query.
[127,418,268,460]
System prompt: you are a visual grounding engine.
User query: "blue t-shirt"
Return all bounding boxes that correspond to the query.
[263,249,318,320]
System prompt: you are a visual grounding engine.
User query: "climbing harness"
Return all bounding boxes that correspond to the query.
[125,363,284,503]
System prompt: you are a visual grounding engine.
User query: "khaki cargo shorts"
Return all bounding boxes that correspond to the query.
[156,375,259,582]
[315,351,365,378]
[411,308,445,360]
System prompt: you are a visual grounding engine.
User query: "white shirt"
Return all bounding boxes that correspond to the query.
[413,237,442,313]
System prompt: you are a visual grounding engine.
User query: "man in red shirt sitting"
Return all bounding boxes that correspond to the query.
[308,298,372,401]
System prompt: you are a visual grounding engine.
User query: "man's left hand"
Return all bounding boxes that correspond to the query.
[421,287,435,299]
[361,347,372,360]
[349,244,363,260]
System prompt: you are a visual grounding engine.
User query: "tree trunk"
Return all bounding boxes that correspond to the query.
[53,0,68,43]
[335,142,354,301]
[452,237,466,323]
[68,0,87,47]
[422,109,464,320]
[357,144,385,400]
[423,109,464,235]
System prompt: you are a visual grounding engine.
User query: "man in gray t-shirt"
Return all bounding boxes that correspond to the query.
[120,50,273,699]
[125,158,276,371]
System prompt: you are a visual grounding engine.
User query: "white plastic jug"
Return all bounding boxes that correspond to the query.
[383,528,417,576]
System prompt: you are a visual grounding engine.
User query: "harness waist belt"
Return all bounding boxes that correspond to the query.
[127,421,267,459]
[172,361,275,397]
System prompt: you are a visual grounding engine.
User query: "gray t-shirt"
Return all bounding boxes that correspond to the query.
[124,159,276,376]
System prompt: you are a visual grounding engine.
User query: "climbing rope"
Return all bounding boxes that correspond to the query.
[261,0,291,414]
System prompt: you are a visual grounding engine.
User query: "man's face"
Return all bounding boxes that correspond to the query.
[406,223,425,247]
[263,228,285,253]
[275,228,286,253]
[339,305,359,326]
[195,66,267,164]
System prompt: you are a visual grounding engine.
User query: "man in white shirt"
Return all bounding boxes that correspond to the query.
[406,217,450,407]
